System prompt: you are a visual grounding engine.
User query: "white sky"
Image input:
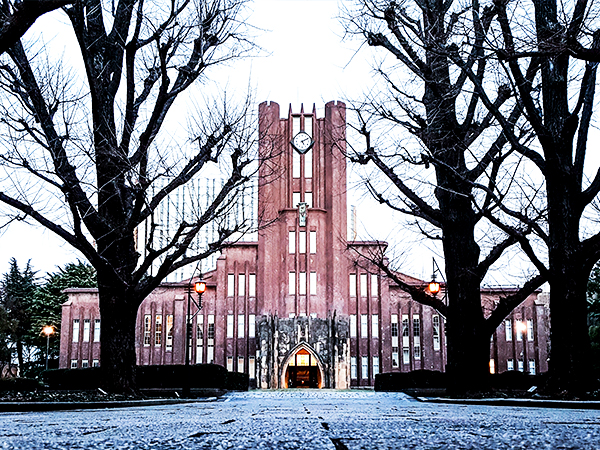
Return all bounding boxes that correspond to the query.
[0,0,441,281]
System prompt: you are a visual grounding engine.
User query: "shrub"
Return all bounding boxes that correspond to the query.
[42,364,230,390]
[224,371,249,391]
[0,377,44,392]
[375,370,446,391]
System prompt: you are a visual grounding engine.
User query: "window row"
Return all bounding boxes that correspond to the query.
[226,355,256,379]
[350,356,380,380]
[504,319,534,342]
[349,274,379,297]
[227,273,256,297]
[288,271,318,295]
[226,314,257,339]
[292,191,313,208]
[288,230,317,254]
[349,314,379,339]
[292,151,313,180]
[70,359,99,369]
[72,319,100,343]
[505,358,536,375]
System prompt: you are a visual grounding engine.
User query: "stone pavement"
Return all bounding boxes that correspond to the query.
[1,390,600,449]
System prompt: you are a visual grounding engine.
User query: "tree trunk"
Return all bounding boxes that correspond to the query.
[98,283,138,393]
[442,213,490,393]
[546,174,592,393]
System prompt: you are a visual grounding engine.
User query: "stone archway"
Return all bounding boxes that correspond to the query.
[281,344,324,389]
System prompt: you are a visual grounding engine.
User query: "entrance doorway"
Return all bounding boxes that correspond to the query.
[284,347,322,388]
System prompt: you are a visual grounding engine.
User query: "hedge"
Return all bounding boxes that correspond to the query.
[41,364,249,391]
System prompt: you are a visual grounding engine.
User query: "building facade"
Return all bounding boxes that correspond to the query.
[60,101,550,388]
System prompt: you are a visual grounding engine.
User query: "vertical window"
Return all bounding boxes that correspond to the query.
[293,115,300,135]
[92,359,100,368]
[289,231,296,254]
[507,359,514,371]
[373,357,380,376]
[83,319,90,342]
[391,314,399,348]
[432,315,441,351]
[207,315,215,364]
[289,272,296,295]
[489,359,496,374]
[70,360,77,369]
[527,319,534,341]
[310,272,317,295]
[227,356,234,371]
[249,314,256,338]
[392,348,399,368]
[248,356,256,379]
[403,348,410,364]
[360,274,368,297]
[305,149,313,178]
[238,356,245,373]
[227,314,234,338]
[293,192,301,207]
[144,315,151,346]
[309,231,317,254]
[238,274,245,296]
[238,315,245,338]
[299,272,307,295]
[529,360,536,375]
[413,315,421,360]
[299,231,306,253]
[166,315,174,349]
[82,360,89,368]
[372,315,379,339]
[305,192,313,208]
[413,315,421,337]
[517,320,523,341]
[94,319,100,342]
[349,274,357,297]
[350,314,357,338]
[305,116,312,135]
[371,274,378,296]
[249,274,256,297]
[351,356,357,379]
[361,356,368,379]
[155,315,162,346]
[402,316,410,337]
[360,314,368,338]
[196,315,204,364]
[227,274,235,297]
[293,151,301,178]
[518,359,524,372]
[505,319,512,341]
[72,319,80,342]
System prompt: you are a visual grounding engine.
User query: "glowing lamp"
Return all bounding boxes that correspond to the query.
[194,280,207,294]
[428,281,441,295]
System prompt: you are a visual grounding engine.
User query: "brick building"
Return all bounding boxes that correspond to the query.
[59,101,549,388]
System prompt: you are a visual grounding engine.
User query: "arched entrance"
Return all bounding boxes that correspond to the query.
[282,345,324,389]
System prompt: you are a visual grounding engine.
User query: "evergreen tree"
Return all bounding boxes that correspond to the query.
[587,263,600,376]
[0,258,37,373]
[31,262,97,365]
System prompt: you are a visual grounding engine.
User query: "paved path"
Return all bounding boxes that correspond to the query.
[2,390,600,449]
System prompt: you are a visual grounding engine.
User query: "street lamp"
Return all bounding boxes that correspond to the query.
[184,277,206,397]
[427,257,443,296]
[41,325,55,370]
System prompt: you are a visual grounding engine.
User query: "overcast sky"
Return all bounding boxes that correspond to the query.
[1,0,434,280]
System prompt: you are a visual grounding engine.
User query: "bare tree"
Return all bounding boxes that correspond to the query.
[454,0,600,394]
[0,0,260,392]
[0,1,73,55]
[342,0,546,392]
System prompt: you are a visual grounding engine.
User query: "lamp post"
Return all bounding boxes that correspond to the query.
[42,325,54,370]
[184,278,206,397]
[427,257,444,299]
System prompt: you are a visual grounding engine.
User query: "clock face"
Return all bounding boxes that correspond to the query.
[291,131,313,154]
